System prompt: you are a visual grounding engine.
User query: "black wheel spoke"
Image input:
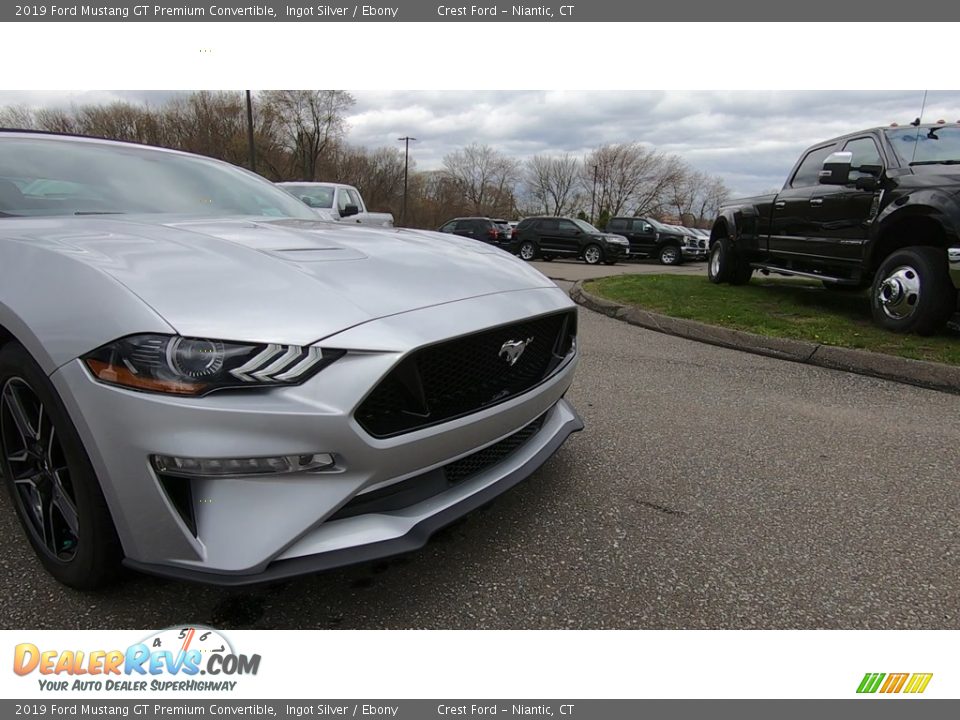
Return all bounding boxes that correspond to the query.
[52,483,80,537]
[7,448,30,464]
[1,376,80,562]
[2,382,40,445]
[13,471,42,487]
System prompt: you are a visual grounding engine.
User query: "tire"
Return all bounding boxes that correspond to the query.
[583,244,604,265]
[870,246,956,335]
[708,238,753,285]
[518,241,537,261]
[0,342,122,589]
[658,244,682,266]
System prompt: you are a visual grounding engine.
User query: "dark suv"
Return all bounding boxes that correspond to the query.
[438,217,516,252]
[514,216,629,265]
[603,216,703,265]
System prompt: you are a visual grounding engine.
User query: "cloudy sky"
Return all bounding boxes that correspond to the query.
[2,90,960,196]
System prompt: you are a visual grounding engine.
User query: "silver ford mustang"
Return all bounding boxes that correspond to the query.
[0,131,582,589]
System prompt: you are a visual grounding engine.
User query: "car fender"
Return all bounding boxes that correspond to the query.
[868,189,960,267]
[0,238,175,375]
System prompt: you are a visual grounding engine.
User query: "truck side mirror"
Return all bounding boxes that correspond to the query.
[819,151,853,185]
[341,204,360,217]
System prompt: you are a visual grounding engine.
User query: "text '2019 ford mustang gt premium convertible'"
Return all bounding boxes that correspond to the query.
[0,131,582,589]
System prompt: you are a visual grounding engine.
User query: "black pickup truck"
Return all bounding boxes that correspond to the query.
[709,123,960,334]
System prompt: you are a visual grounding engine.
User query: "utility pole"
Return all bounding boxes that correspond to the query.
[245,91,257,174]
[397,136,417,226]
[590,164,598,224]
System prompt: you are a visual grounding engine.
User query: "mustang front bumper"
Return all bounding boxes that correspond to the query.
[50,287,582,585]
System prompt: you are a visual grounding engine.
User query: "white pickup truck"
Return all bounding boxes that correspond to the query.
[276,181,395,228]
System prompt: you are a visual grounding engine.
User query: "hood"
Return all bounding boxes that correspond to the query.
[7,216,556,345]
[594,232,628,242]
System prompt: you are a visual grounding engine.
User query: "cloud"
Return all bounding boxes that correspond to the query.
[2,89,959,197]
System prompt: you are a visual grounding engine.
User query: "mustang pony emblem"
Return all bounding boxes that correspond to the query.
[499,337,534,366]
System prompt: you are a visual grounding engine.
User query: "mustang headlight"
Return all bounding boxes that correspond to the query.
[83,334,345,396]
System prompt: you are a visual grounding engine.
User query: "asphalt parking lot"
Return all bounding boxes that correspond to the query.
[1,273,959,630]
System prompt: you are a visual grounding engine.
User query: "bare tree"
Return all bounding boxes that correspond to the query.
[261,90,355,181]
[693,175,731,226]
[323,144,408,213]
[525,153,581,216]
[34,107,78,134]
[583,143,685,219]
[0,105,37,129]
[442,143,520,217]
[664,165,700,223]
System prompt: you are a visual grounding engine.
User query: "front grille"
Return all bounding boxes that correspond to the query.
[328,413,547,521]
[356,310,576,438]
[445,413,545,483]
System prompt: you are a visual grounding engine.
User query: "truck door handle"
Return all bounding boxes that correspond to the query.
[810,198,824,206]
[774,201,786,209]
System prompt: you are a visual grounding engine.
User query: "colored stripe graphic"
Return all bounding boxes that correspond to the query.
[857,672,932,694]
[903,673,933,694]
[857,673,885,693]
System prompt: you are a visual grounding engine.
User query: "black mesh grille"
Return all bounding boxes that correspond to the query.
[328,413,547,521]
[444,414,545,484]
[356,310,576,438]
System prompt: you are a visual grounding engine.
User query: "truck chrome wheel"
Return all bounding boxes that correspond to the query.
[876,265,921,320]
[659,245,680,265]
[1,377,79,562]
[709,245,722,277]
[870,247,955,335]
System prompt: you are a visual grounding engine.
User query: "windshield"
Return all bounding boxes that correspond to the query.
[282,184,335,209]
[885,126,960,166]
[572,219,601,233]
[0,136,317,219]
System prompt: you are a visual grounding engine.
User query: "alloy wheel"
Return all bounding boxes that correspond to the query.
[0,377,79,561]
[584,246,602,264]
[520,242,536,261]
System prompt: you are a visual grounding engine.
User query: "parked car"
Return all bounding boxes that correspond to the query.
[277,181,394,227]
[438,216,517,252]
[710,122,960,334]
[514,216,629,265]
[602,216,702,265]
[0,130,582,588]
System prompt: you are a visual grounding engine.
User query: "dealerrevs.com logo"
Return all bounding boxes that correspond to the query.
[857,673,933,695]
[13,626,260,692]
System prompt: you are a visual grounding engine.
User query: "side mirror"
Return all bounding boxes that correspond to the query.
[341,204,360,217]
[819,151,853,185]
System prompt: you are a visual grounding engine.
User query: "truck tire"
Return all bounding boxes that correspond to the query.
[708,238,753,284]
[658,244,682,266]
[870,246,956,335]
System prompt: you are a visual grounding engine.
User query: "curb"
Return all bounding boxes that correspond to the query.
[569,280,960,395]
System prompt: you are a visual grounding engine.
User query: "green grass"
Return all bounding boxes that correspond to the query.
[586,274,960,366]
